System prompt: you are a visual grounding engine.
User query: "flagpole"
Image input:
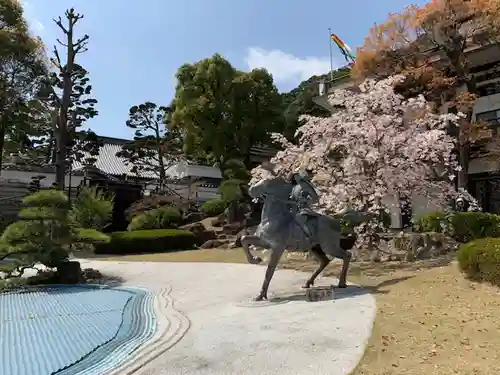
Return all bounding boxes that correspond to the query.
[328,28,334,81]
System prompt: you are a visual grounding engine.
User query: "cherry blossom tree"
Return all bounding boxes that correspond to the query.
[251,76,478,232]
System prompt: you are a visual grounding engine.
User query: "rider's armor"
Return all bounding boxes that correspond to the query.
[290,170,319,239]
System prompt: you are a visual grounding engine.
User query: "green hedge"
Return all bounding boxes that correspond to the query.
[451,212,500,242]
[127,206,182,231]
[457,238,500,287]
[414,211,500,243]
[414,211,448,233]
[200,198,227,217]
[94,229,196,254]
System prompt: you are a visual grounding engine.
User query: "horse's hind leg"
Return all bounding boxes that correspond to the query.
[302,245,330,289]
[337,250,352,288]
[321,242,351,288]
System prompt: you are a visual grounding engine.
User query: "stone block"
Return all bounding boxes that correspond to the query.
[305,285,335,302]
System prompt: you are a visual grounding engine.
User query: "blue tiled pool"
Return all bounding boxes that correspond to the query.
[0,285,157,375]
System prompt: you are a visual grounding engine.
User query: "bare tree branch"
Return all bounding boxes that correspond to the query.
[53,17,68,34]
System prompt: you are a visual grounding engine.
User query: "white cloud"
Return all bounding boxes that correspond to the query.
[21,1,45,35]
[245,47,340,84]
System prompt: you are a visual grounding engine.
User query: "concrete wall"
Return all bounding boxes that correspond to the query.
[0,169,221,202]
[0,170,84,188]
[144,183,219,202]
[473,93,500,115]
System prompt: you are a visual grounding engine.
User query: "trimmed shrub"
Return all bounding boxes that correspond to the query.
[74,228,110,244]
[159,207,182,228]
[414,211,448,233]
[94,229,196,254]
[124,195,196,221]
[127,207,182,231]
[0,189,109,277]
[200,198,227,217]
[415,211,500,243]
[451,212,500,242]
[69,186,114,230]
[128,210,158,231]
[457,238,500,287]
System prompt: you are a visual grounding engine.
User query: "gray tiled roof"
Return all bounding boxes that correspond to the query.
[72,137,223,180]
[72,142,161,179]
[3,135,275,180]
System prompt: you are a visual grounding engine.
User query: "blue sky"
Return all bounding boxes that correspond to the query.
[22,0,427,139]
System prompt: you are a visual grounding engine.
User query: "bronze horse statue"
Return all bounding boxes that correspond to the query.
[241,173,370,301]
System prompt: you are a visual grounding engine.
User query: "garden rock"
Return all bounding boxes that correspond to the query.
[200,239,221,249]
[178,221,216,245]
[57,261,83,284]
[211,217,223,227]
[178,222,205,234]
[82,268,102,281]
[392,232,458,262]
[200,238,234,249]
[183,212,204,225]
[222,223,244,235]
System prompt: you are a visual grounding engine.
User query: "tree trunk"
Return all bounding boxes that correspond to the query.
[0,119,6,174]
[54,120,67,189]
[55,21,76,190]
[447,50,476,191]
[458,124,470,189]
[45,129,55,164]
[0,96,7,174]
[155,127,166,187]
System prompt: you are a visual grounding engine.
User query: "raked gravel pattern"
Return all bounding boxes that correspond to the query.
[78,259,376,375]
[0,285,156,375]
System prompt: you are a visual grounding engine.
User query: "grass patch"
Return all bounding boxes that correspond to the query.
[94,248,246,263]
[89,248,500,374]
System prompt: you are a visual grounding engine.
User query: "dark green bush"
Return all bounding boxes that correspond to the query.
[69,186,114,230]
[127,207,182,231]
[414,211,448,233]
[200,198,227,217]
[127,210,158,231]
[415,211,500,243]
[457,238,500,287]
[451,212,500,242]
[94,229,196,254]
[74,228,110,244]
[159,207,182,228]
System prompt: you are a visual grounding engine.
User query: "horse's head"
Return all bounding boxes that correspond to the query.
[249,176,292,201]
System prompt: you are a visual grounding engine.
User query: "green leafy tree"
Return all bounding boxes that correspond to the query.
[116,102,183,184]
[170,54,283,172]
[43,9,98,189]
[218,158,252,223]
[0,0,47,170]
[68,186,114,230]
[280,68,350,139]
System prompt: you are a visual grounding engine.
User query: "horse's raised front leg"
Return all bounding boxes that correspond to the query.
[254,246,285,301]
[302,245,330,289]
[241,234,263,265]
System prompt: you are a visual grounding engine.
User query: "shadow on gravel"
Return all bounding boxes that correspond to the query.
[267,275,414,303]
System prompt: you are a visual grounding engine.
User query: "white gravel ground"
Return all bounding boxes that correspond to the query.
[78,260,376,375]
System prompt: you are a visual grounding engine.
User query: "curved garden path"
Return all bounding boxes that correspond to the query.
[80,260,376,375]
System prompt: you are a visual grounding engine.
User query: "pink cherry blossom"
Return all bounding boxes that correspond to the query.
[252,75,478,231]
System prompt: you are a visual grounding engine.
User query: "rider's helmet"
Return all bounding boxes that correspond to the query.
[294,168,310,182]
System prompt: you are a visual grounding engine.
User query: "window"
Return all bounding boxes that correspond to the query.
[475,109,500,135]
[477,81,500,97]
[476,109,500,126]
